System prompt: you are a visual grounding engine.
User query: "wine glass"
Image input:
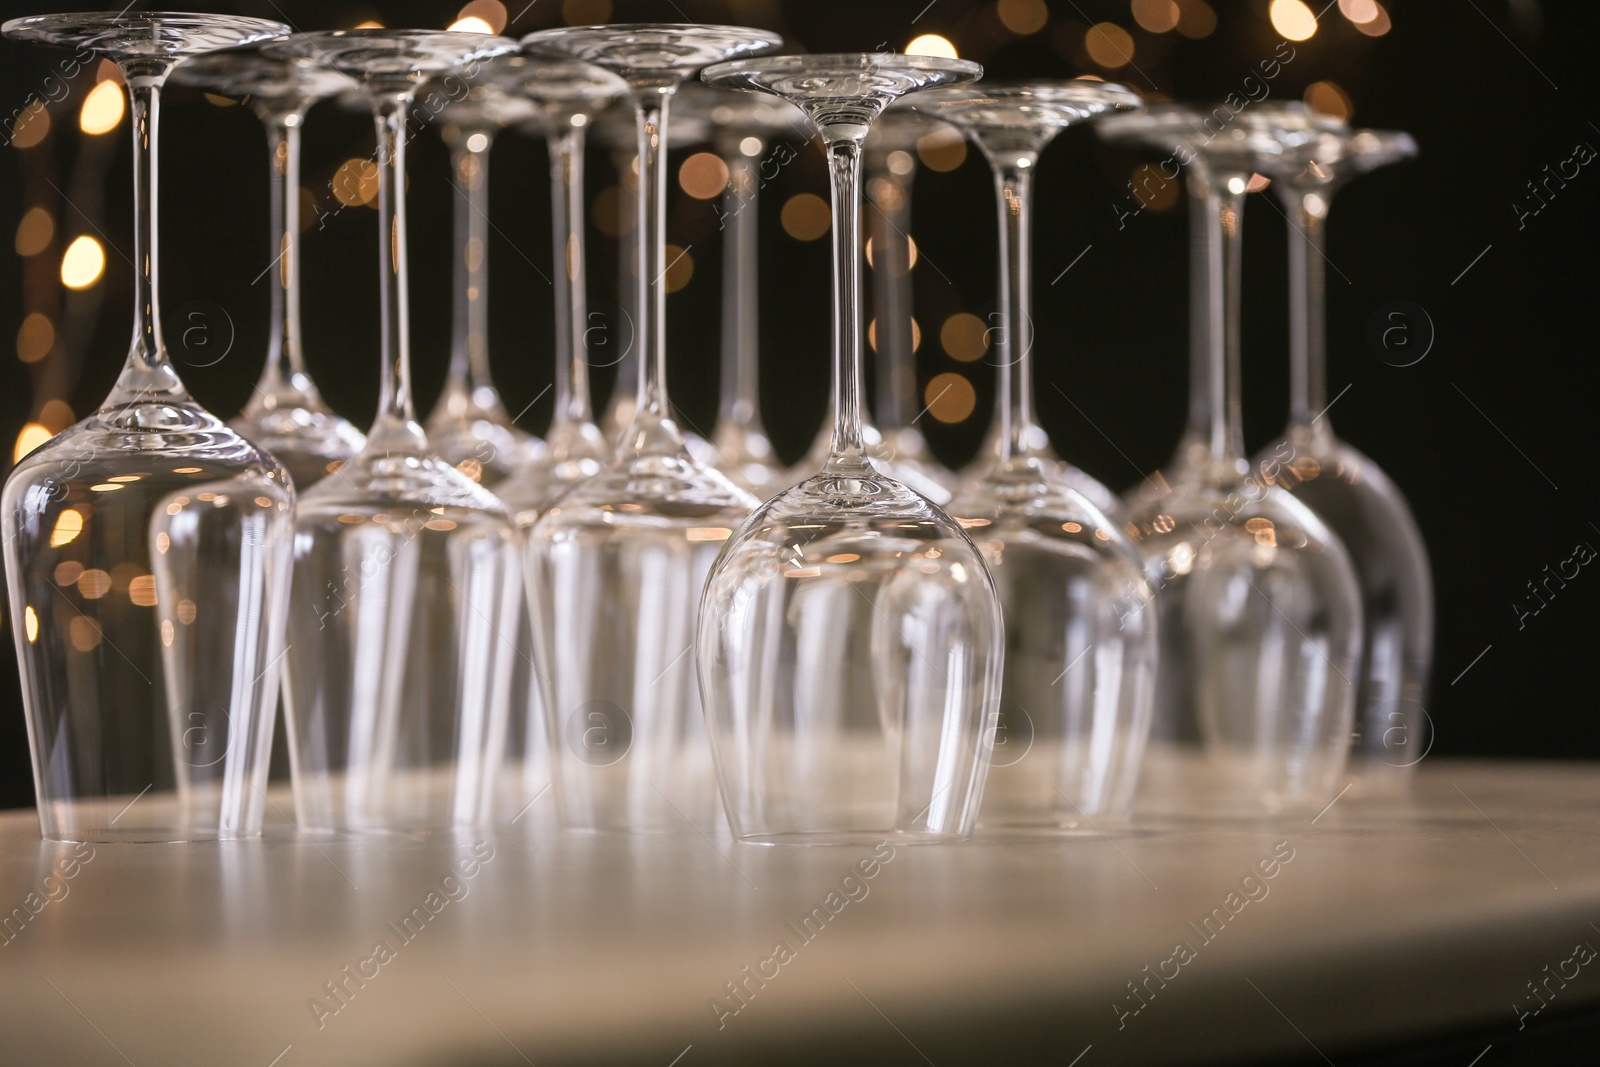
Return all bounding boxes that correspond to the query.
[520,24,778,831]
[2,12,294,842]
[1099,104,1361,813]
[172,49,366,491]
[267,29,522,833]
[927,82,1158,829]
[698,52,1003,844]
[479,54,626,814]
[422,78,539,487]
[1250,116,1431,796]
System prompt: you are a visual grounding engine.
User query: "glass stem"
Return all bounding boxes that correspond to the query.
[609,143,639,408]
[868,158,915,433]
[449,125,496,407]
[548,118,595,428]
[1184,163,1248,468]
[106,62,187,410]
[994,159,1038,464]
[629,90,677,443]
[825,137,867,463]
[718,148,762,430]
[250,106,311,411]
[366,93,426,455]
[1286,188,1329,438]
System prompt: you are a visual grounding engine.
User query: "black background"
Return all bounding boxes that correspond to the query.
[0,0,1595,810]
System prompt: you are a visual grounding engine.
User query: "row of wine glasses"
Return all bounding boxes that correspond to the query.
[2,13,1431,844]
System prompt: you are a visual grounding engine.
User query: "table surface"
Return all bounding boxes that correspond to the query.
[0,758,1596,1067]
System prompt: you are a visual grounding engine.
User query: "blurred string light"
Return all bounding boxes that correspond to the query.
[996,0,1049,36]
[925,372,976,423]
[905,34,959,59]
[679,152,729,199]
[17,314,54,363]
[453,1,507,34]
[79,79,124,135]
[1338,0,1379,24]
[941,313,988,362]
[1352,3,1391,36]
[781,193,830,241]
[448,16,493,34]
[1085,22,1135,68]
[1246,173,1271,193]
[1132,0,1181,34]
[60,236,105,290]
[662,244,694,292]
[14,206,53,256]
[354,20,383,30]
[333,158,379,207]
[13,424,51,463]
[865,235,918,270]
[916,128,966,172]
[10,106,49,149]
[1269,0,1319,41]
[1175,0,1217,38]
[563,0,612,24]
[867,318,922,353]
[1304,80,1353,120]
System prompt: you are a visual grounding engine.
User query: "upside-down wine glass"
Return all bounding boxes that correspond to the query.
[1099,104,1361,813]
[698,52,1003,844]
[521,24,777,831]
[269,29,522,833]
[485,54,626,815]
[173,49,366,491]
[423,79,539,486]
[1251,115,1431,796]
[928,82,1157,828]
[674,82,806,494]
[2,12,293,841]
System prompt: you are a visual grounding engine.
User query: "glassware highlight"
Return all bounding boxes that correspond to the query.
[423,80,539,487]
[698,52,1002,844]
[673,82,807,494]
[268,29,522,833]
[1099,104,1362,813]
[483,55,627,814]
[521,24,777,831]
[2,12,294,842]
[1251,118,1432,795]
[929,82,1158,828]
[173,49,366,491]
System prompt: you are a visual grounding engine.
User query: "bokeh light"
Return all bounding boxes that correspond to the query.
[1132,0,1181,33]
[997,0,1049,36]
[906,34,959,59]
[14,206,53,256]
[79,79,125,135]
[60,236,105,290]
[1305,80,1353,121]
[679,152,730,199]
[781,193,830,241]
[925,373,977,423]
[1085,23,1136,69]
[1270,0,1319,41]
[941,313,989,362]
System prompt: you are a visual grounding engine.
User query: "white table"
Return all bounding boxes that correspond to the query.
[1,759,1596,1066]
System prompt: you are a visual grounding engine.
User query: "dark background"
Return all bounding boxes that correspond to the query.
[1,0,1594,810]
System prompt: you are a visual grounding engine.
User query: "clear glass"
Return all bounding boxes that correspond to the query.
[423,80,539,487]
[1250,118,1432,796]
[485,56,626,815]
[930,82,1158,829]
[1099,105,1361,814]
[698,52,1002,845]
[521,24,777,831]
[174,51,366,491]
[267,29,522,833]
[1,12,294,842]
[860,108,960,498]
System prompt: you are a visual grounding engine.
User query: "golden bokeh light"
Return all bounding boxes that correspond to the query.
[54,560,83,585]
[906,34,959,59]
[679,151,730,199]
[15,206,54,256]
[457,0,508,33]
[333,158,380,208]
[14,423,52,464]
[23,606,38,644]
[17,313,54,363]
[1353,2,1390,36]
[941,312,989,362]
[447,16,493,33]
[1270,0,1319,41]
[1131,164,1180,211]
[916,127,968,173]
[925,373,977,423]
[1338,0,1379,23]
[77,568,112,600]
[60,235,106,289]
[39,399,73,432]
[1084,23,1136,69]
[1305,80,1353,121]
[997,0,1049,35]
[48,509,83,549]
[781,193,830,241]
[10,105,49,149]
[663,244,695,293]
[1132,0,1181,33]
[69,616,102,653]
[79,79,125,135]
[128,574,159,608]
[1175,0,1217,38]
